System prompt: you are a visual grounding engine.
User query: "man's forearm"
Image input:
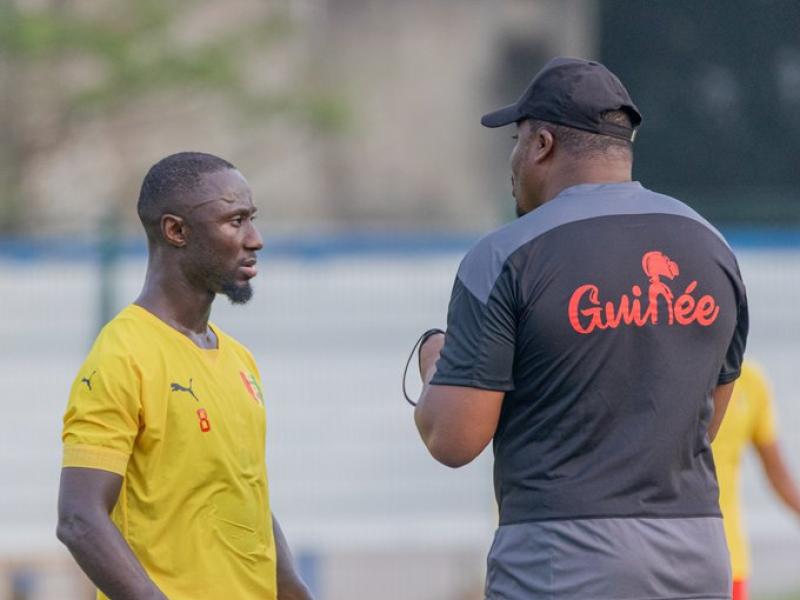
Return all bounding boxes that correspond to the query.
[414,332,445,434]
[759,442,800,517]
[58,512,167,600]
[770,472,800,516]
[273,515,313,600]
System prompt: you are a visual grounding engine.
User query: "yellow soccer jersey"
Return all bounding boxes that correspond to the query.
[63,304,276,599]
[712,362,777,580]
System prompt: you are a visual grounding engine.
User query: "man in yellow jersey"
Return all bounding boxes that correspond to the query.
[712,362,800,600]
[56,152,313,600]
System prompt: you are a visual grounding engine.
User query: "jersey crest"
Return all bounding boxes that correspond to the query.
[240,371,264,405]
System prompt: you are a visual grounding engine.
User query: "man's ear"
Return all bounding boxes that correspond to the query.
[533,127,555,164]
[161,214,188,248]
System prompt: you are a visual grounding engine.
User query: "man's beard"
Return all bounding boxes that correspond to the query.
[220,280,253,304]
[191,250,255,305]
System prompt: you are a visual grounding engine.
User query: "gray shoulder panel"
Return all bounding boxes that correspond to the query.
[458,182,729,304]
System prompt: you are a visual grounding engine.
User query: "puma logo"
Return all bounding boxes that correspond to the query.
[170,379,199,402]
[81,370,97,391]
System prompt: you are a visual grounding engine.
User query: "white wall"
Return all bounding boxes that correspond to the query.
[0,246,797,598]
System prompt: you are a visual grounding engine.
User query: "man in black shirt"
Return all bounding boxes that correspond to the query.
[413,57,747,599]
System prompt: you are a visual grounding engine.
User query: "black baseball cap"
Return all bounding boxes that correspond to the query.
[481,57,642,142]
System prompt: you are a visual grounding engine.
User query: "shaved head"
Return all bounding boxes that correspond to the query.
[137,152,236,243]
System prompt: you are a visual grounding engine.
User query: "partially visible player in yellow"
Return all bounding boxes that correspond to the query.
[712,362,800,600]
[56,152,313,600]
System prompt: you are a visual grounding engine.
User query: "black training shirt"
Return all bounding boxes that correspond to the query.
[431,182,748,525]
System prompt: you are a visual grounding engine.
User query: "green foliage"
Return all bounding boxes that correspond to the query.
[0,0,344,125]
[0,0,350,232]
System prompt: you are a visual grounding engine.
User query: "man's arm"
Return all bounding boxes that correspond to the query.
[56,467,168,600]
[414,333,504,468]
[755,441,800,519]
[708,382,735,442]
[273,515,313,600]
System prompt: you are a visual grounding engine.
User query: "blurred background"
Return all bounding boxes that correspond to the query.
[1,0,799,598]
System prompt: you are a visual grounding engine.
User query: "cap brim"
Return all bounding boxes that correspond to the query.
[480,104,523,128]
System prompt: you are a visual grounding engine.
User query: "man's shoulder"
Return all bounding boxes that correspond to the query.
[458,183,670,275]
[455,198,591,303]
[456,219,529,304]
[630,185,733,250]
[89,305,169,364]
[212,323,241,350]
[95,305,151,345]
[215,326,258,366]
[457,182,735,303]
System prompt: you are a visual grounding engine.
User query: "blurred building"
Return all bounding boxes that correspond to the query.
[5,1,799,236]
[3,0,596,235]
[1,2,800,599]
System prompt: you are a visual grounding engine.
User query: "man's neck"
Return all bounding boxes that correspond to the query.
[135,260,216,347]
[540,159,633,206]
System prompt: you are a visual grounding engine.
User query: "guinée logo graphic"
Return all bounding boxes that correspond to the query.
[170,378,200,402]
[81,370,97,391]
[568,250,720,335]
[240,371,264,405]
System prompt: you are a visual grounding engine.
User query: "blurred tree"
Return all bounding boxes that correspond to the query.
[0,0,349,233]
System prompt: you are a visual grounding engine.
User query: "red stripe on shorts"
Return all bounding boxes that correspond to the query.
[732,580,747,600]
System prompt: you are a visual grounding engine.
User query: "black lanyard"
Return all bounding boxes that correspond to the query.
[401,328,445,406]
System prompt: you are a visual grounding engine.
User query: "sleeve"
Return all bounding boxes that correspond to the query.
[718,262,749,385]
[62,338,142,476]
[750,366,778,447]
[430,260,517,391]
